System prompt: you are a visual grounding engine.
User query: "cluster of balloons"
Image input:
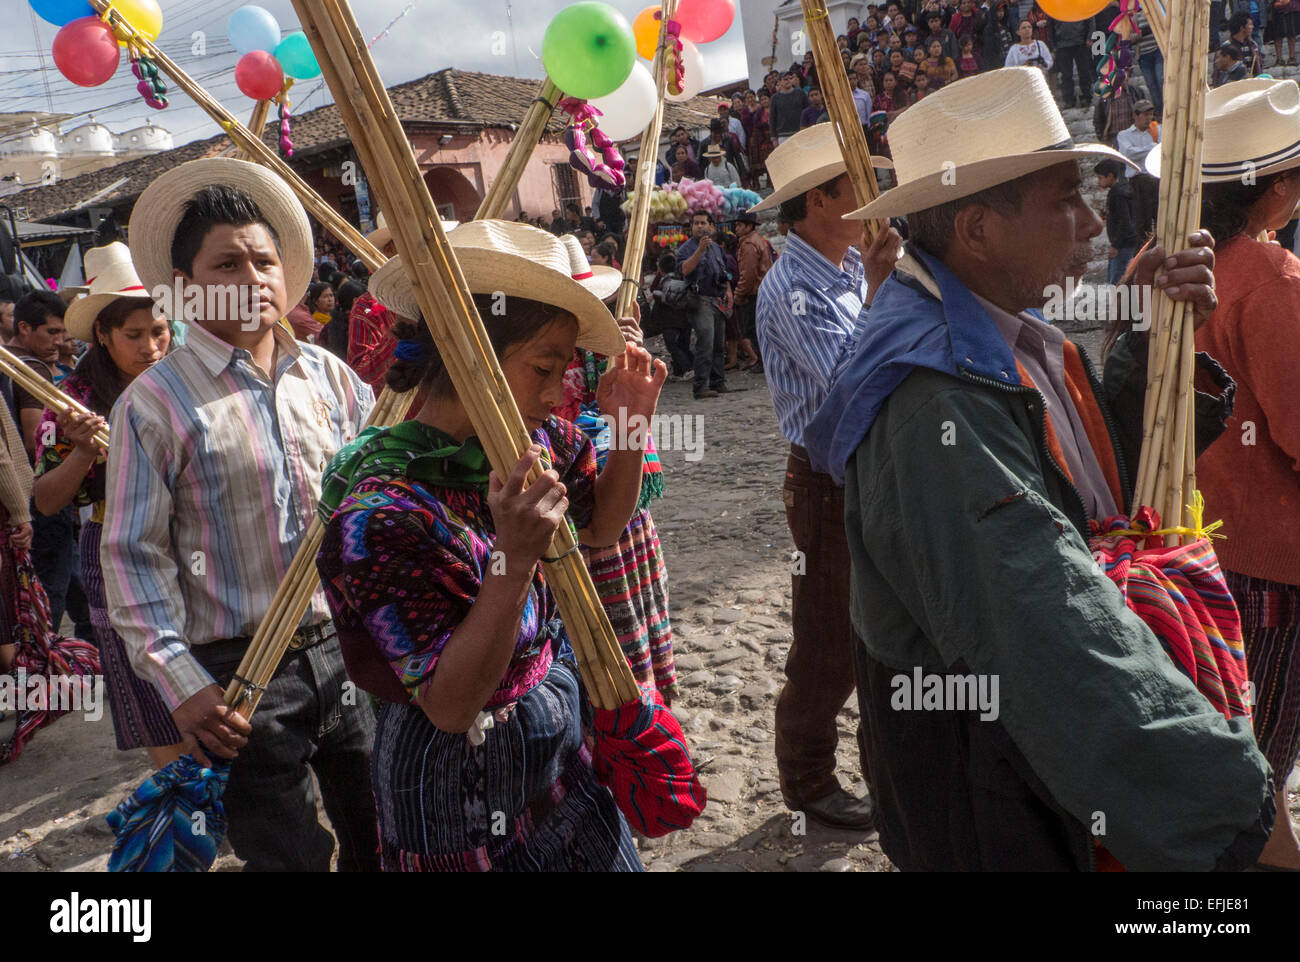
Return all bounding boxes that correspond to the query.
[38,0,163,88]
[544,0,736,144]
[229,5,322,102]
[652,228,688,249]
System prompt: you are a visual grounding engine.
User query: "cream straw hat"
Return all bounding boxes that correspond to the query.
[63,242,154,342]
[371,220,627,357]
[751,122,892,212]
[129,157,315,309]
[846,68,1132,221]
[1144,77,1300,183]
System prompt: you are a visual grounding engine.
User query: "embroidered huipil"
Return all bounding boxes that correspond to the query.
[102,321,374,710]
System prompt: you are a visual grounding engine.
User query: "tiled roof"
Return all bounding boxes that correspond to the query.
[9,69,721,223]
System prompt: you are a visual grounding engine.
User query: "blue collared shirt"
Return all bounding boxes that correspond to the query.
[676,236,730,297]
[755,231,868,446]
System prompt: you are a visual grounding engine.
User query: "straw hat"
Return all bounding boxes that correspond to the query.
[845,68,1131,221]
[1144,77,1300,184]
[371,220,626,357]
[557,234,623,302]
[366,211,392,249]
[63,242,154,341]
[129,157,315,309]
[750,123,892,212]
[703,144,726,159]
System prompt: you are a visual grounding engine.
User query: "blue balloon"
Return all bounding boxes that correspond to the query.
[227,5,281,56]
[29,0,95,26]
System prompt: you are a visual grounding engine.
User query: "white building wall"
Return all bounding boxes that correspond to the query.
[738,0,867,89]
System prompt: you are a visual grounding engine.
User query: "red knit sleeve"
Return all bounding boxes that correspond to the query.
[1228,270,1300,471]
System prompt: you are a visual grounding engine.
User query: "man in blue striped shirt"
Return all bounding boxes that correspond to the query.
[753,124,901,829]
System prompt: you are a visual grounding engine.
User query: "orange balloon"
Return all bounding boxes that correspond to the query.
[1036,0,1110,21]
[633,5,661,60]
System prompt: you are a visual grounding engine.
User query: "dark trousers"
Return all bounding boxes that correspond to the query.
[194,631,380,872]
[661,326,694,376]
[31,505,75,628]
[1132,172,1161,246]
[688,296,727,393]
[1055,45,1094,106]
[775,445,862,805]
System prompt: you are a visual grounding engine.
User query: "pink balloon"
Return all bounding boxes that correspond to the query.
[235,50,284,101]
[52,16,121,88]
[675,0,735,44]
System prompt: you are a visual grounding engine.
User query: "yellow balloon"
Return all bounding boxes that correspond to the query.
[114,0,164,46]
[1036,0,1109,22]
[633,5,661,61]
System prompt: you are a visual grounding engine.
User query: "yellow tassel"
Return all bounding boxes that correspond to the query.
[1104,491,1226,542]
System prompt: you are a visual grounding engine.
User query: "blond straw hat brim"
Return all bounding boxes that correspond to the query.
[129,157,314,310]
[1144,77,1300,184]
[64,242,154,341]
[371,220,626,357]
[65,292,155,342]
[751,122,892,212]
[845,67,1133,220]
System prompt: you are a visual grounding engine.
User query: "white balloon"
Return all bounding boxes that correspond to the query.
[589,62,658,142]
[666,39,705,103]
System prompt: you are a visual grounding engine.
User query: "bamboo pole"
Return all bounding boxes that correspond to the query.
[0,345,109,449]
[291,0,638,707]
[800,0,885,245]
[475,79,562,221]
[236,99,273,162]
[615,0,678,320]
[87,0,386,273]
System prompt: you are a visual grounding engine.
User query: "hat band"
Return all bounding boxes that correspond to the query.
[572,270,593,280]
[1035,137,1077,152]
[1201,135,1300,177]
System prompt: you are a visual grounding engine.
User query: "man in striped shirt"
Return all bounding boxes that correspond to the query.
[103,164,379,871]
[754,129,901,829]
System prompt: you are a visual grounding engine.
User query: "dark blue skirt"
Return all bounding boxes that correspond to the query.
[371,657,643,871]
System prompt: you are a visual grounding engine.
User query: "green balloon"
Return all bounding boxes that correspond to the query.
[542,1,636,100]
[275,32,321,80]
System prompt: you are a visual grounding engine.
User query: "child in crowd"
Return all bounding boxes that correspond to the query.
[924,37,958,88]
[957,34,982,77]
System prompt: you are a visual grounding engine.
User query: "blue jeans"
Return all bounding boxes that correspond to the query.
[1108,247,1136,285]
[1139,49,1164,114]
[30,505,75,628]
[688,295,727,393]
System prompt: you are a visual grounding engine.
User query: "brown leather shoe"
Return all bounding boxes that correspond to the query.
[693,388,720,399]
[791,786,874,830]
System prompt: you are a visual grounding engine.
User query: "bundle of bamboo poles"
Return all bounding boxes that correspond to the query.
[800,0,885,246]
[615,0,678,319]
[1131,0,1210,541]
[476,79,562,221]
[290,0,639,708]
[235,99,274,163]
[0,344,109,450]
[86,0,385,273]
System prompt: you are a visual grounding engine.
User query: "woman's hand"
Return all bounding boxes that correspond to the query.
[488,445,570,567]
[8,523,32,553]
[57,409,108,459]
[595,346,668,432]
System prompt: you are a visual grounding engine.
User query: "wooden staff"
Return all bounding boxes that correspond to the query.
[236,99,274,162]
[87,0,385,273]
[800,0,885,244]
[291,0,639,707]
[615,0,678,320]
[0,344,109,449]
[476,78,563,220]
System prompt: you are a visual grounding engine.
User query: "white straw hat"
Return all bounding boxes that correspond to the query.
[371,220,626,357]
[367,210,461,251]
[1144,77,1300,183]
[846,68,1132,221]
[557,233,623,302]
[63,242,154,342]
[129,157,315,310]
[751,122,892,212]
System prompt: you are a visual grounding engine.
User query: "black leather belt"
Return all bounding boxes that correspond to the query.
[286,621,336,652]
[789,442,810,462]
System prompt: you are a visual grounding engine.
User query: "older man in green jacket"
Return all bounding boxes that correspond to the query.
[804,69,1274,871]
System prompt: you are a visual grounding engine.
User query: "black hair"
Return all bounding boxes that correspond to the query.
[1227,11,1252,34]
[15,290,66,332]
[317,258,338,278]
[1201,172,1289,250]
[76,296,171,418]
[906,177,1029,257]
[1217,41,1240,59]
[170,185,283,278]
[1094,159,1126,179]
[305,281,333,312]
[657,252,676,272]
[350,259,369,279]
[778,173,844,224]
[566,201,583,214]
[386,293,575,397]
[690,209,714,224]
[593,240,619,264]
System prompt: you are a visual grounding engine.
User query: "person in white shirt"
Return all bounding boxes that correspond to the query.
[703,145,741,187]
[1004,19,1052,69]
[718,102,747,150]
[1115,100,1158,179]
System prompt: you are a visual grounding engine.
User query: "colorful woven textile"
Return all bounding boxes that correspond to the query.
[106,756,230,872]
[1090,510,1250,720]
[34,372,105,507]
[0,535,101,765]
[591,687,706,837]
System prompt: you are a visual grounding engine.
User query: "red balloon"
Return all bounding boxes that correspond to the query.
[675,0,735,44]
[235,50,284,101]
[52,16,121,88]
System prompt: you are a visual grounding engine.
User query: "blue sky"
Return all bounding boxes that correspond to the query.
[1,1,748,146]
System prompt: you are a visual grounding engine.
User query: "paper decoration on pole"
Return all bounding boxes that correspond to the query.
[664,17,685,95]
[130,45,167,109]
[29,0,94,27]
[560,97,627,190]
[278,81,296,157]
[589,61,658,141]
[52,16,121,87]
[542,1,637,100]
[227,4,282,55]
[236,49,285,101]
[675,0,735,43]
[666,38,704,102]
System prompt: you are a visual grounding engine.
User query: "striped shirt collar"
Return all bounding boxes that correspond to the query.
[782,230,865,294]
[182,316,302,379]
